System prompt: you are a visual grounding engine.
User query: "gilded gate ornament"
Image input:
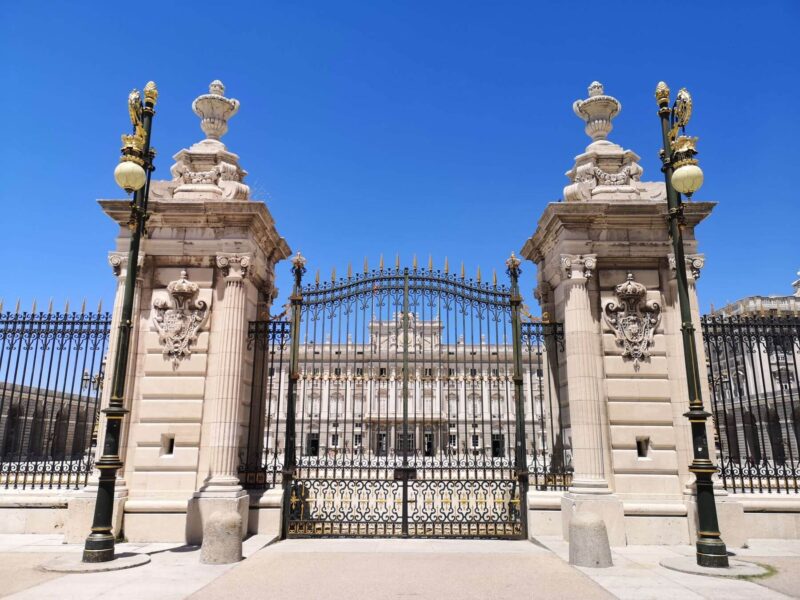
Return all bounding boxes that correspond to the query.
[153,270,209,368]
[603,272,661,370]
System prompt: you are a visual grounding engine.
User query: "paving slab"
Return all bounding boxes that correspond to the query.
[190,538,614,600]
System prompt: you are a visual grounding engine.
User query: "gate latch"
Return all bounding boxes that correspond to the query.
[393,467,417,481]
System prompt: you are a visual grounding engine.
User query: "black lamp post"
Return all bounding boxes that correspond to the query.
[655,82,728,568]
[83,82,157,563]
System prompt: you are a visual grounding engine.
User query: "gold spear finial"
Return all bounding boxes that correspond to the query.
[493,269,497,287]
[444,257,449,274]
[0,298,4,313]
[460,262,465,280]
[331,266,337,282]
[395,254,400,270]
[364,257,369,274]
[476,266,482,283]
[428,254,433,271]
[412,254,418,271]
[379,254,385,271]
[347,262,353,278]
[315,269,320,285]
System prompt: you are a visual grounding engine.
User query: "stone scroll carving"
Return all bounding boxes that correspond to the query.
[153,270,209,368]
[603,273,661,370]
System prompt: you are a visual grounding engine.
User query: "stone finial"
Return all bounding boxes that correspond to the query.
[192,80,240,141]
[573,81,621,142]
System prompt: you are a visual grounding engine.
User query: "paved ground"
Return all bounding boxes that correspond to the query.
[191,538,613,600]
[1,534,799,599]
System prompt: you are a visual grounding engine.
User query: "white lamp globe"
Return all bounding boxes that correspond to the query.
[114,161,146,194]
[671,163,704,196]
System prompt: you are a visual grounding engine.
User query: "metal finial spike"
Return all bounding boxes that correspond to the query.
[428,255,433,271]
[476,267,481,283]
[444,257,449,274]
[364,257,369,274]
[48,298,53,314]
[97,299,103,313]
[0,298,4,313]
[81,298,86,313]
[412,254,418,271]
[64,299,69,313]
[379,254,385,271]
[347,262,353,278]
[15,298,21,313]
[460,263,465,280]
[493,270,497,286]
[331,267,336,282]
[315,269,320,285]
[31,299,37,313]
[395,254,400,269]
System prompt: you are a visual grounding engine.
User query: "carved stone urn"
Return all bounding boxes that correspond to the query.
[192,80,240,141]
[573,81,621,143]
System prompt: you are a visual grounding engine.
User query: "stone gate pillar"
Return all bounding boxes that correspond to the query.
[98,81,290,543]
[521,82,715,546]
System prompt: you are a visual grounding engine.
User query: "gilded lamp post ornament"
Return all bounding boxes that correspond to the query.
[656,82,704,197]
[603,273,661,370]
[153,270,209,368]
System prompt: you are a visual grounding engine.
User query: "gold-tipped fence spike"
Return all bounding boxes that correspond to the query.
[315,269,320,285]
[476,266,481,283]
[331,267,336,282]
[48,298,53,314]
[0,298,4,313]
[493,269,497,286]
[460,262,465,280]
[395,254,400,269]
[412,254,418,271]
[444,257,449,274]
[15,298,21,314]
[428,254,433,271]
[32,299,37,313]
[97,299,103,313]
[81,298,86,313]
[364,257,369,274]
[347,262,353,278]
[379,254,385,271]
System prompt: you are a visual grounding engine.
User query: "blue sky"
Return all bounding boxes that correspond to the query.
[1,1,798,314]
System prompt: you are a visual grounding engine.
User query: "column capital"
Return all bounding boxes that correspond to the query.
[668,253,705,281]
[560,253,597,282]
[216,253,252,282]
[108,251,145,279]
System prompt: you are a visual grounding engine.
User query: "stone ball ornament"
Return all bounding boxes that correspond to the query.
[114,160,147,193]
[671,162,704,196]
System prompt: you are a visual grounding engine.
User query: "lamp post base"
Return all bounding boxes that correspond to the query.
[83,533,116,563]
[696,539,730,568]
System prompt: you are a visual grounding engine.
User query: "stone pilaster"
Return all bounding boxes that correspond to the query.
[558,254,609,493]
[203,253,252,490]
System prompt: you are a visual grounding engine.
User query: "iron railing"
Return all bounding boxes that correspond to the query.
[702,314,800,493]
[0,305,111,489]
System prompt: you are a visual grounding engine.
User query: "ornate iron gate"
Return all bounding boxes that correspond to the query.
[273,254,536,539]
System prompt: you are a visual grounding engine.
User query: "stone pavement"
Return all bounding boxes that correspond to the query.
[1,534,799,599]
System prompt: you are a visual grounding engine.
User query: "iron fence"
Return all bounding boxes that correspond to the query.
[0,305,111,489]
[702,315,800,493]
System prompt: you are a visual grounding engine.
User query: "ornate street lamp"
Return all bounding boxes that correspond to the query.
[83,82,157,563]
[655,82,728,568]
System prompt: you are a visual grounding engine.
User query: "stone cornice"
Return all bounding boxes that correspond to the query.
[99,198,291,262]
[520,199,715,264]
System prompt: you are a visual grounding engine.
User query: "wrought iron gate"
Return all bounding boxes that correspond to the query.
[239,254,569,539]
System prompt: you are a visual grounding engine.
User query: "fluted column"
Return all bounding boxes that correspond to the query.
[560,254,610,493]
[205,253,251,489]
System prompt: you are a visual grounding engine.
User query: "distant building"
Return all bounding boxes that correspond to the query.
[713,271,800,317]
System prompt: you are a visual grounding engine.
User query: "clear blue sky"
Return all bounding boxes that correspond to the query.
[1,1,798,314]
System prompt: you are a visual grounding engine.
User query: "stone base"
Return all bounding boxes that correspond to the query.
[659,556,766,578]
[187,490,248,545]
[569,512,613,568]
[248,488,283,537]
[686,497,747,549]
[624,515,690,545]
[41,552,150,573]
[562,493,626,546]
[0,494,68,534]
[64,493,126,544]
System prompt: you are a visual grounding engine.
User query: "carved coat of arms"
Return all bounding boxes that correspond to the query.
[153,270,209,368]
[603,273,661,370]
